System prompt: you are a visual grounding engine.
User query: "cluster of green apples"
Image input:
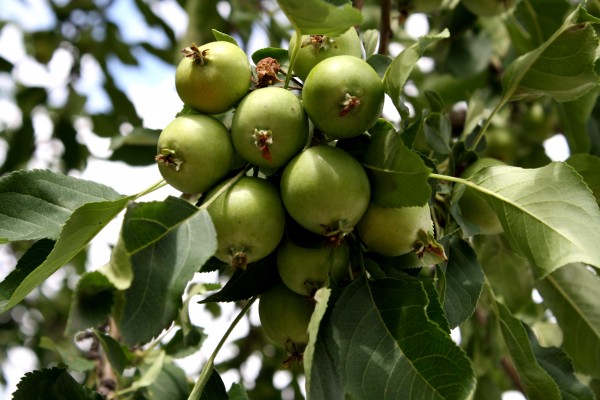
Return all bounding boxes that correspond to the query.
[155,28,442,357]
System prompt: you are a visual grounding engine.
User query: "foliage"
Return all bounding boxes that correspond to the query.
[2,0,600,399]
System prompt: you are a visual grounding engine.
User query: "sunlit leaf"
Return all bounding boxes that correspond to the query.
[276,0,362,36]
[304,287,331,397]
[117,197,217,344]
[212,29,239,45]
[383,30,449,114]
[502,7,600,102]
[0,197,132,313]
[536,263,600,379]
[466,162,600,277]
[332,277,476,399]
[361,120,432,207]
[0,169,122,243]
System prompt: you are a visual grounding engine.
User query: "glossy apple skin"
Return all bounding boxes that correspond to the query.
[175,41,251,114]
[357,203,433,257]
[280,145,371,236]
[156,114,234,194]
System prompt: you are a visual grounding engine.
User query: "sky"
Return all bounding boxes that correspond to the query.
[0,0,568,398]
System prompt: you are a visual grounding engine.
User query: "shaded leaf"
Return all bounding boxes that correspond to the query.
[332,277,475,399]
[0,197,132,313]
[361,120,432,207]
[528,327,595,400]
[93,329,129,376]
[556,87,599,154]
[494,301,561,400]
[118,198,217,344]
[39,337,96,372]
[467,162,600,277]
[472,235,535,314]
[200,252,279,303]
[536,263,600,379]
[423,112,452,155]
[12,367,103,400]
[276,0,362,36]
[228,383,251,400]
[66,271,115,335]
[0,239,54,310]
[144,362,189,400]
[200,368,228,400]
[443,238,484,329]
[0,169,123,243]
[566,153,600,204]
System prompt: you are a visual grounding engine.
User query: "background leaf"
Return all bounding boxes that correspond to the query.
[332,277,475,399]
[494,300,561,400]
[0,170,123,243]
[118,198,217,345]
[443,238,484,329]
[536,263,600,379]
[468,162,600,277]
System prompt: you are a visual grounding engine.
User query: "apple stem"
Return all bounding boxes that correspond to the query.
[181,43,209,65]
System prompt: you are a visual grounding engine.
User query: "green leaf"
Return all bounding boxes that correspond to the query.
[362,29,379,58]
[366,54,393,79]
[494,300,561,400]
[93,329,129,376]
[212,29,239,45]
[162,327,206,359]
[200,253,279,303]
[361,120,432,207]
[251,47,289,67]
[467,162,600,277]
[556,85,599,154]
[304,287,331,397]
[0,197,132,313]
[502,7,600,102]
[12,367,103,400]
[383,30,450,114]
[109,128,160,167]
[332,277,476,399]
[443,238,484,329]
[228,383,251,400]
[39,337,97,372]
[129,350,166,392]
[200,368,228,400]
[0,239,53,309]
[566,153,600,204]
[117,198,217,345]
[423,112,452,155]
[144,362,189,400]
[472,235,535,314]
[276,0,362,36]
[536,263,600,379]
[527,326,595,400]
[66,271,115,335]
[0,169,123,243]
